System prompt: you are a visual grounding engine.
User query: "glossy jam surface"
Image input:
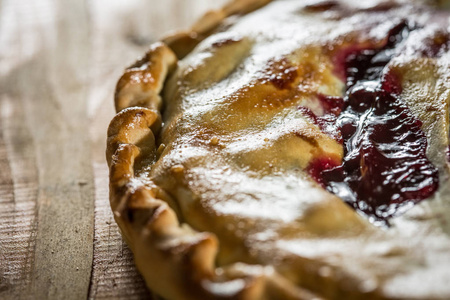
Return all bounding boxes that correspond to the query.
[309,22,440,221]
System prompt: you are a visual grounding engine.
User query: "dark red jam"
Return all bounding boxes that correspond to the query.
[309,22,439,222]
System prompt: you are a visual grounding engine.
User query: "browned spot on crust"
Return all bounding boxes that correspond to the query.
[303,0,340,12]
[361,1,400,12]
[211,37,242,48]
[421,31,450,57]
[434,32,450,47]
[260,58,299,90]
[116,69,154,92]
[303,0,399,20]
[251,92,296,110]
[231,55,327,111]
[295,132,319,147]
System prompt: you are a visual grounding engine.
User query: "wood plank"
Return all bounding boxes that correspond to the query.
[0,95,38,299]
[0,0,95,299]
[0,98,19,296]
[27,0,95,297]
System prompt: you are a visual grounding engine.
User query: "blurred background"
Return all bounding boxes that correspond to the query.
[0,0,227,299]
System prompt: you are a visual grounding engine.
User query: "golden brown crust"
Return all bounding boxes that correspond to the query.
[107,0,326,290]
[106,4,331,299]
[107,0,450,299]
[114,43,177,113]
[162,0,272,59]
[106,107,322,300]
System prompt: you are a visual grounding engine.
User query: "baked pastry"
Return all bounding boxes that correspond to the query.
[106,0,450,299]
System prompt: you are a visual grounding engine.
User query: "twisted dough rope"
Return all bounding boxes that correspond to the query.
[115,43,177,112]
[162,0,272,58]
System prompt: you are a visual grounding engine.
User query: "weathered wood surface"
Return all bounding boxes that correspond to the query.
[0,0,227,299]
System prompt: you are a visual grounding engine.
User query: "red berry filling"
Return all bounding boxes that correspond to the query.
[308,22,440,222]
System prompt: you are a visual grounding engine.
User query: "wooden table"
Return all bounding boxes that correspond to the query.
[0,1,227,298]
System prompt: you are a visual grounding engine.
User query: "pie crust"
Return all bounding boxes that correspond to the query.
[106,0,450,299]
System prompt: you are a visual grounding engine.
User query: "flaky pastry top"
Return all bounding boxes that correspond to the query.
[107,0,450,299]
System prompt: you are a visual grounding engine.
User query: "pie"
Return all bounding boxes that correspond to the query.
[106,0,450,299]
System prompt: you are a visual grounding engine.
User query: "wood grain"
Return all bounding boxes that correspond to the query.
[0,0,228,299]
